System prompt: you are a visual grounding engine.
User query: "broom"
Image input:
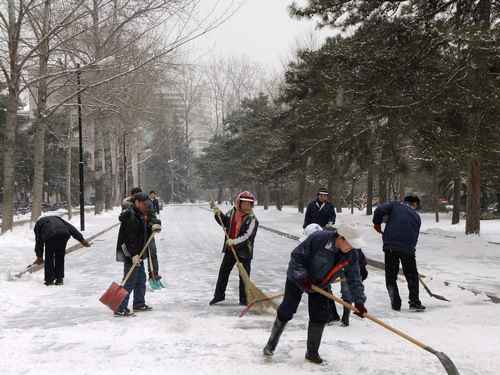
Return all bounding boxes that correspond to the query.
[211,201,276,314]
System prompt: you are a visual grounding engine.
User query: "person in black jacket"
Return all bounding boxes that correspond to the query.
[149,190,161,215]
[209,191,259,306]
[115,192,161,316]
[263,228,367,364]
[373,195,424,312]
[303,188,336,229]
[33,215,90,285]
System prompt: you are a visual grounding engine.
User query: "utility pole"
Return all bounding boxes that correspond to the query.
[76,64,85,231]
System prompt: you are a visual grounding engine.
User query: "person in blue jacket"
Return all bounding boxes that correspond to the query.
[373,195,425,312]
[263,228,367,364]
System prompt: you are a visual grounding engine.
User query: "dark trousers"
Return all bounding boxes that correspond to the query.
[277,279,330,324]
[44,236,69,283]
[147,238,159,278]
[119,261,147,311]
[384,249,420,307]
[213,251,251,305]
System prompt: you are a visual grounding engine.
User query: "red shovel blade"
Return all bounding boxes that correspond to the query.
[99,282,129,312]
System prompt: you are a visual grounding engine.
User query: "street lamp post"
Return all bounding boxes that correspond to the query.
[76,64,85,231]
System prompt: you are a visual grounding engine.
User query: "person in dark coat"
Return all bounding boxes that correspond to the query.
[115,192,161,316]
[122,187,162,281]
[303,188,336,229]
[33,215,90,285]
[263,228,367,364]
[373,195,425,312]
[209,191,259,306]
[149,190,161,215]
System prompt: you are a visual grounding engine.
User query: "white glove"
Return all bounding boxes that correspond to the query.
[213,207,221,216]
[132,255,140,264]
[225,238,236,247]
[152,224,161,233]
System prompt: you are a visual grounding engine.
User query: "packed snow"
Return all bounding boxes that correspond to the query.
[1,205,499,374]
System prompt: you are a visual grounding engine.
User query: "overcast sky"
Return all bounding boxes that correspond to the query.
[194,0,332,70]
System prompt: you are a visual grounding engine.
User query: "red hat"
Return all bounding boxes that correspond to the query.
[235,191,256,208]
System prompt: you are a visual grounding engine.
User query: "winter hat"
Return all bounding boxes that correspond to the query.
[133,192,149,202]
[300,223,323,242]
[334,224,365,249]
[318,188,329,195]
[235,191,256,209]
[404,195,421,209]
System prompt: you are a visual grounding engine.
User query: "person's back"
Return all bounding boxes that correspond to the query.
[374,201,421,253]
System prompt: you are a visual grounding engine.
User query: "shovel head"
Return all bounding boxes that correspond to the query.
[99,282,129,312]
[149,279,164,290]
[425,347,460,375]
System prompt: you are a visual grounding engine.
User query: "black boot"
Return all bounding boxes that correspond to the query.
[327,300,340,325]
[305,322,325,364]
[263,318,287,356]
[341,306,350,327]
[209,296,225,306]
[409,301,426,312]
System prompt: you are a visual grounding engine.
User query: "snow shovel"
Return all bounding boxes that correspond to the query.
[311,285,460,375]
[7,263,37,281]
[100,232,156,312]
[147,242,165,290]
[212,205,276,313]
[419,275,450,302]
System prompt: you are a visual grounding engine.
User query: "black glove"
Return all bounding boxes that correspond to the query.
[354,303,367,318]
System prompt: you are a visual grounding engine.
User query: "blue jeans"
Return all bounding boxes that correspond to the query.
[118,261,147,311]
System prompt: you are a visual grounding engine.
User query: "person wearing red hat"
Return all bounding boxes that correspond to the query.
[210,191,259,306]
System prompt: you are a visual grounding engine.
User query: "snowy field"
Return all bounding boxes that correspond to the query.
[1,205,499,374]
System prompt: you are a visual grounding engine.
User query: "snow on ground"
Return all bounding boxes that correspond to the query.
[253,205,500,298]
[1,205,499,374]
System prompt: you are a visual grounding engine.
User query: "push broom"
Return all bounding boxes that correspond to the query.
[99,232,156,312]
[211,200,277,314]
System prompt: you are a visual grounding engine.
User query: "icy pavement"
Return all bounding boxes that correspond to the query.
[1,206,499,374]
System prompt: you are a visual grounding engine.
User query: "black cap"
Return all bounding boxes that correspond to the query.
[318,188,329,195]
[130,187,142,195]
[404,195,421,208]
[133,192,149,202]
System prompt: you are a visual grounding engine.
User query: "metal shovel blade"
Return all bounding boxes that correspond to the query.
[425,347,460,375]
[419,276,450,302]
[99,282,129,312]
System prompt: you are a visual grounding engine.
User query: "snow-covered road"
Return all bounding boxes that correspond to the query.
[1,206,499,374]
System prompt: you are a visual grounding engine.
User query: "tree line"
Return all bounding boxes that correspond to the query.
[197,0,500,235]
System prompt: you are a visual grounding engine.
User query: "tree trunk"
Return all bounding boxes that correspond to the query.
[104,125,113,211]
[297,170,306,214]
[94,116,105,214]
[217,186,223,204]
[30,1,51,223]
[263,184,270,210]
[378,168,387,204]
[1,87,18,232]
[452,173,461,225]
[275,185,283,211]
[433,165,440,223]
[366,162,374,216]
[465,158,481,234]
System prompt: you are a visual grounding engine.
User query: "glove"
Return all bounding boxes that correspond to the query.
[302,278,312,293]
[152,224,161,233]
[34,257,44,265]
[225,238,236,247]
[373,224,382,234]
[213,207,222,216]
[132,255,140,265]
[354,303,367,318]
[81,240,91,247]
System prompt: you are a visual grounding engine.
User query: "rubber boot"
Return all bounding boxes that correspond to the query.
[263,318,287,356]
[305,322,325,364]
[341,306,350,327]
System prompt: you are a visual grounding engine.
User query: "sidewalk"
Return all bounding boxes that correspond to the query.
[253,206,500,298]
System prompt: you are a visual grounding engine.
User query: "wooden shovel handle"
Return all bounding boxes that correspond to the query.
[121,233,156,286]
[311,285,428,350]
